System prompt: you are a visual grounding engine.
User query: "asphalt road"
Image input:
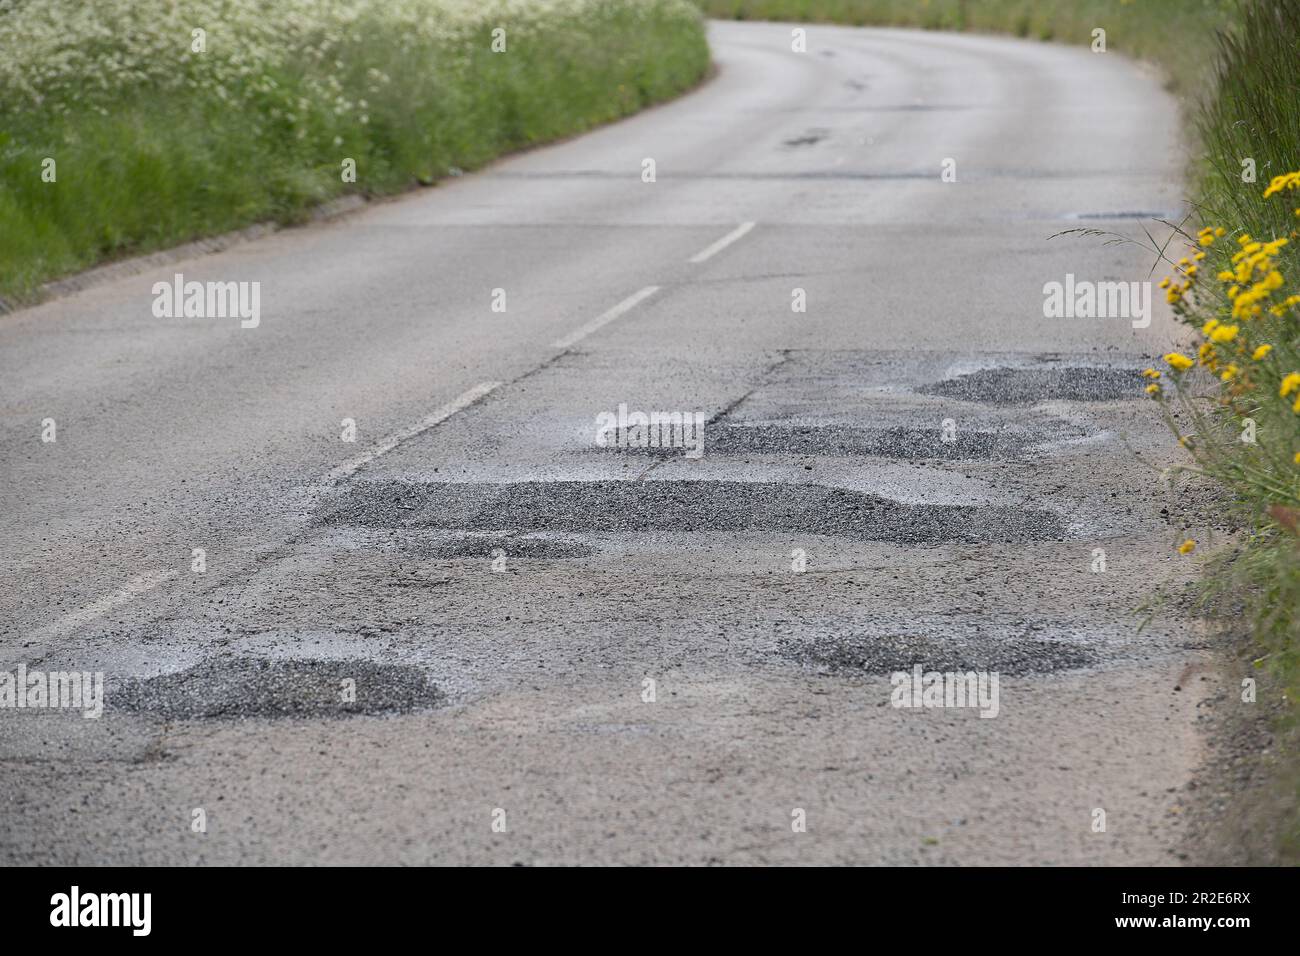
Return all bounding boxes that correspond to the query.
[1,21,1218,864]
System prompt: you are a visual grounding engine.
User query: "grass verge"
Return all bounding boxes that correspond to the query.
[1145,0,1300,860]
[0,0,710,305]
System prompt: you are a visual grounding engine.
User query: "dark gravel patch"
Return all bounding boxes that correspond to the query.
[320,480,1067,544]
[412,536,595,560]
[780,631,1093,676]
[783,128,830,147]
[919,366,1144,405]
[114,657,440,720]
[599,422,1049,460]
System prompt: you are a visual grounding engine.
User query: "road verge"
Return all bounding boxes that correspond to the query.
[0,0,710,306]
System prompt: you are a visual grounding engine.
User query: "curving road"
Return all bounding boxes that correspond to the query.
[0,21,1217,864]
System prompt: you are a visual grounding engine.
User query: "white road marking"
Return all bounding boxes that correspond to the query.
[325,380,503,484]
[17,383,503,660]
[552,285,660,349]
[18,569,180,659]
[688,221,756,263]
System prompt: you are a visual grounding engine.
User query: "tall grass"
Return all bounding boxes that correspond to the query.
[1162,4,1300,861]
[1198,1,1300,236]
[1151,0,1300,702]
[0,0,710,305]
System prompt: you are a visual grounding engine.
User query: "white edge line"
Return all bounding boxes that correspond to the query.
[324,380,503,485]
[22,568,181,653]
[551,285,660,350]
[688,221,756,264]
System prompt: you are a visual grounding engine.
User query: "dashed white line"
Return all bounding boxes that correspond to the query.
[324,380,503,485]
[688,221,756,263]
[22,258,715,657]
[17,568,181,660]
[16,229,741,663]
[551,285,660,349]
[17,382,503,660]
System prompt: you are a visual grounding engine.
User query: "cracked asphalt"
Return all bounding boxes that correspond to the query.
[0,21,1222,865]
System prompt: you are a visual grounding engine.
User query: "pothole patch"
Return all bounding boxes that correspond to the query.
[412,536,595,560]
[780,631,1093,676]
[320,480,1067,543]
[599,422,1053,460]
[783,128,830,148]
[115,657,440,720]
[919,366,1144,405]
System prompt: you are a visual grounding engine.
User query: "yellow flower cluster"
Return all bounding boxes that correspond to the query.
[1161,234,1218,307]
[1158,174,1300,402]
[1221,234,1289,320]
[1262,171,1300,200]
[1197,225,1223,247]
[1207,319,1239,342]
[1281,372,1300,414]
[1162,272,1194,306]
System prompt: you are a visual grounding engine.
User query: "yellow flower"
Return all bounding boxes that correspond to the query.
[1158,277,1171,289]
[1209,324,1238,343]
[1220,364,1238,382]
[1252,344,1273,360]
[1216,227,1226,237]
[1145,382,1161,395]
[1281,372,1300,397]
[1178,539,1196,554]
[1142,368,1160,378]
[1294,452,1300,465]
[1271,295,1300,316]
[1164,352,1194,371]
[1263,170,1300,199]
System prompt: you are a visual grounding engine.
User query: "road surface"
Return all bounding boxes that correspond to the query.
[1,21,1216,864]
